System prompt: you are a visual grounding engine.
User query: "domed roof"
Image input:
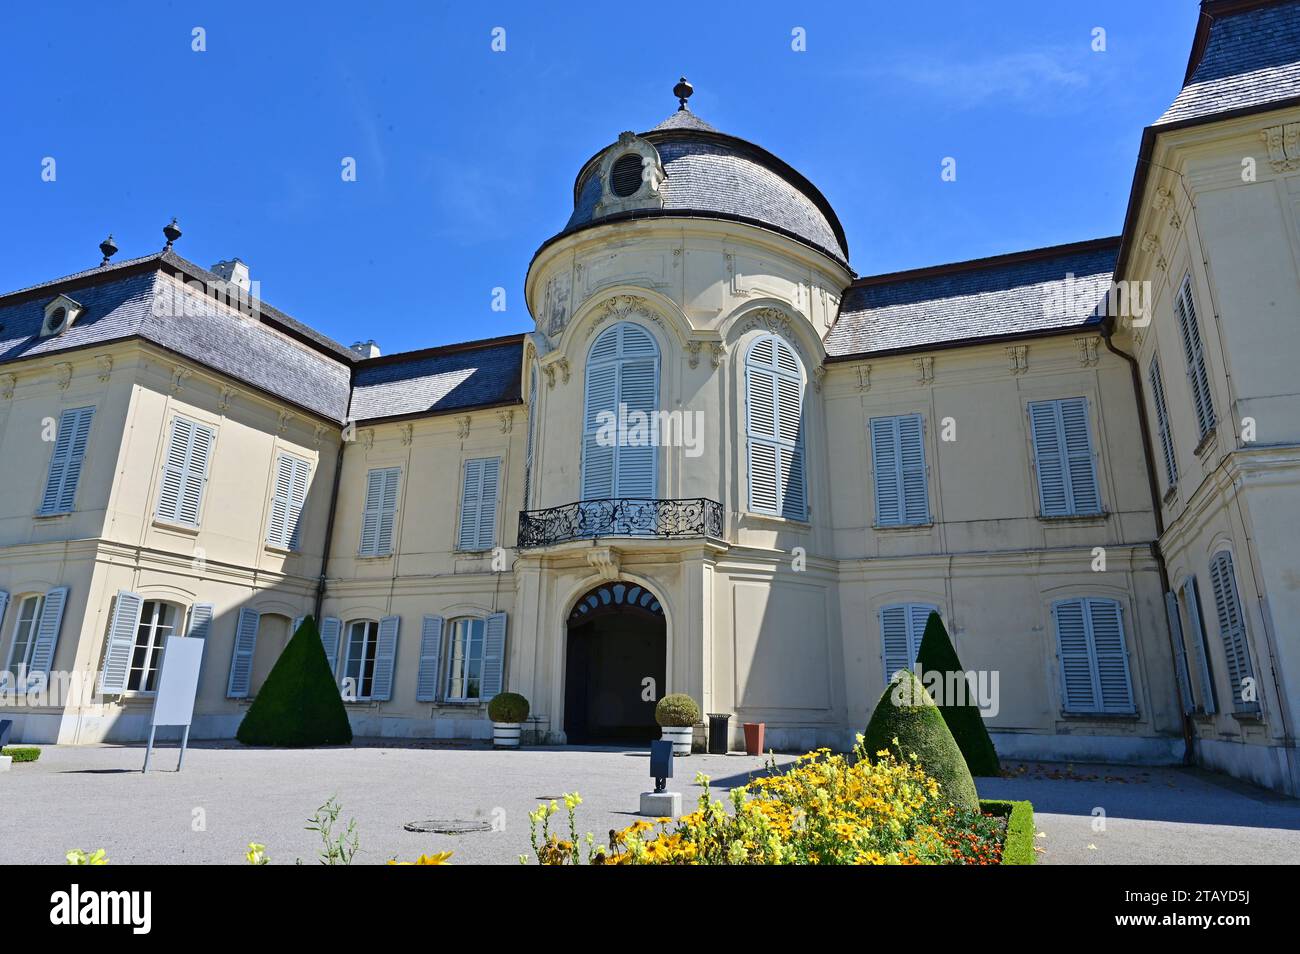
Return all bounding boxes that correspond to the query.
[542,100,850,268]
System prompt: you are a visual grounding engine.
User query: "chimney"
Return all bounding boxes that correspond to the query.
[351,339,381,359]
[211,258,251,291]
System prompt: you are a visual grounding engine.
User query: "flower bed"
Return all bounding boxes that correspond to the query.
[527,738,1034,865]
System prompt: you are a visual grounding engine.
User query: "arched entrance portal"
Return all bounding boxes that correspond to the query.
[564,581,666,745]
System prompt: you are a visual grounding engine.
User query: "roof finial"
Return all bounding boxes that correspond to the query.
[673,76,693,112]
[98,233,118,266]
[163,217,182,250]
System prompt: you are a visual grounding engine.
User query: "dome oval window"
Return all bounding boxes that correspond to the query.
[610,153,644,197]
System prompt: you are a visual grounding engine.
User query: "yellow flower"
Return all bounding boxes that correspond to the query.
[387,851,454,866]
[245,842,269,865]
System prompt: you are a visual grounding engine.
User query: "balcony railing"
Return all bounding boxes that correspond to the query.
[517,497,725,550]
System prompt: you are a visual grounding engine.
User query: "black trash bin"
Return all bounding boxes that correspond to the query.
[706,713,731,754]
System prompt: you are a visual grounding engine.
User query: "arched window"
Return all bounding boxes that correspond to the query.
[745,333,806,519]
[581,322,660,500]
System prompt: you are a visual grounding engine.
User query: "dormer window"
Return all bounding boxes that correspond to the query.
[42,295,83,337]
[594,132,666,217]
[610,153,645,197]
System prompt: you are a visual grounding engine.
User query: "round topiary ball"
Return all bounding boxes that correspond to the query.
[862,669,979,813]
[487,692,530,724]
[655,693,700,727]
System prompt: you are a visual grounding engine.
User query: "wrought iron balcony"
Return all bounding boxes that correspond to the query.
[517,497,725,550]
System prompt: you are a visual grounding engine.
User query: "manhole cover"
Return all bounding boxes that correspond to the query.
[403,819,492,835]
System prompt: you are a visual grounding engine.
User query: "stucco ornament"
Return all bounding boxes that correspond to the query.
[586,546,621,582]
[1262,122,1300,171]
[1006,345,1029,375]
[543,271,572,337]
[53,362,74,390]
[497,409,514,434]
[586,295,666,340]
[914,355,934,385]
[0,373,15,400]
[95,355,113,382]
[456,416,471,440]
[169,365,191,394]
[593,132,667,218]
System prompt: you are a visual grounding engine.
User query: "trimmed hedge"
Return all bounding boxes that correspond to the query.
[981,799,1036,865]
[916,611,1001,777]
[655,694,700,727]
[863,669,979,813]
[236,616,353,747]
[2,746,41,763]
[487,692,530,723]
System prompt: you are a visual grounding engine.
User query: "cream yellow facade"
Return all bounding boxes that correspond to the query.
[1,1,1297,796]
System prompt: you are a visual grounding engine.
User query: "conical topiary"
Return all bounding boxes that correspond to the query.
[915,612,1000,777]
[236,616,352,747]
[862,668,978,812]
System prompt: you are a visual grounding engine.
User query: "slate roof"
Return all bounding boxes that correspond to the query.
[825,239,1121,358]
[554,111,849,267]
[1158,0,1300,125]
[0,256,354,421]
[348,336,523,422]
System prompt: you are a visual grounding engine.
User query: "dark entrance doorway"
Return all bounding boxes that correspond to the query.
[564,582,666,745]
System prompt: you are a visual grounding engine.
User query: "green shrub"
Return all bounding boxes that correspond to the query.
[863,669,979,813]
[2,746,41,763]
[915,611,1000,776]
[236,616,352,747]
[487,692,530,723]
[981,799,1036,865]
[655,693,700,727]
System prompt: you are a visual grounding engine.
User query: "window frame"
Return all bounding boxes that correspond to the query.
[869,413,930,527]
[1051,596,1136,715]
[358,466,401,557]
[126,600,181,694]
[1028,396,1103,518]
[341,619,381,702]
[4,594,45,675]
[444,617,487,703]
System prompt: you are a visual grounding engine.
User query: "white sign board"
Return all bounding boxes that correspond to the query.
[151,636,204,727]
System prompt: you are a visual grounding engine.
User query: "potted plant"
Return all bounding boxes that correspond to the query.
[487,692,530,749]
[655,694,700,756]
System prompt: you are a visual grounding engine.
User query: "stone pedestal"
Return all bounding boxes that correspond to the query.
[639,790,682,818]
[0,756,11,773]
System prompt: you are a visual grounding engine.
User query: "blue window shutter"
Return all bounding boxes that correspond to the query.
[897,415,929,524]
[415,615,445,702]
[458,458,484,550]
[99,591,144,694]
[1087,598,1134,713]
[186,603,214,640]
[1175,276,1216,439]
[476,458,500,550]
[1148,356,1178,490]
[1031,399,1099,517]
[226,607,261,698]
[371,615,400,702]
[40,406,95,515]
[879,605,911,685]
[1053,598,1097,712]
[27,586,69,676]
[319,616,342,677]
[1209,552,1256,712]
[268,454,311,550]
[616,354,658,498]
[459,458,500,551]
[1182,576,1216,715]
[157,416,214,526]
[480,612,507,701]
[360,467,400,555]
[1166,591,1195,716]
[870,417,902,525]
[1059,398,1101,514]
[581,364,617,500]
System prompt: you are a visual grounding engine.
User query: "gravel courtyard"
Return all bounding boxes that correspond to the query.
[4,742,1297,864]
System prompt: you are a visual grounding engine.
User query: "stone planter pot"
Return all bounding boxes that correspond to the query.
[492,722,522,749]
[743,722,765,755]
[660,725,693,756]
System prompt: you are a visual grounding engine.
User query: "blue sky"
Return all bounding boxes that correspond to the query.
[1,1,1199,355]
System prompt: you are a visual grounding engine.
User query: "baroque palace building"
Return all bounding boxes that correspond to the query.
[1,0,1298,794]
